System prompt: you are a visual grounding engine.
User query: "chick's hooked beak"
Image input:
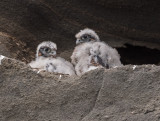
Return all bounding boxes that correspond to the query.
[38,52,42,56]
[76,39,83,45]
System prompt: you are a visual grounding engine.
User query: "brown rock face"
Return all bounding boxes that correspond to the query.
[0,58,160,121]
[0,1,160,121]
[0,0,160,64]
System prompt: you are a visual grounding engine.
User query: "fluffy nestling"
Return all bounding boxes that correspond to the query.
[90,41,122,68]
[71,28,100,66]
[71,28,123,76]
[29,41,75,76]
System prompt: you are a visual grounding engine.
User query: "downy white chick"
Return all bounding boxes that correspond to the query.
[71,28,123,76]
[29,41,75,76]
[71,28,100,66]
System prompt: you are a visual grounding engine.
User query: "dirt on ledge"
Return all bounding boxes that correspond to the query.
[0,57,160,121]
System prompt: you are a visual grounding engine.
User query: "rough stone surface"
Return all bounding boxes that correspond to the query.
[0,58,160,121]
[0,1,160,121]
[0,0,160,63]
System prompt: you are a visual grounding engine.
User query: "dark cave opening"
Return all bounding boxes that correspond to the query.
[117,44,160,65]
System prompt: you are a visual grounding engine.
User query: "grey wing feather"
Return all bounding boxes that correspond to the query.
[96,55,109,68]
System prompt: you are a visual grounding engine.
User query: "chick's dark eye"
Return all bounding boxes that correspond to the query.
[84,35,88,38]
[44,48,51,52]
[88,35,91,38]
[82,35,87,40]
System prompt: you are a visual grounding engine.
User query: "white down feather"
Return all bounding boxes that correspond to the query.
[71,41,123,76]
[45,57,76,76]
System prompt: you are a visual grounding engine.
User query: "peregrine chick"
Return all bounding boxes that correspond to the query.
[71,28,100,66]
[45,57,76,76]
[90,42,123,68]
[75,54,101,76]
[29,41,57,70]
[29,41,75,76]
[71,28,123,76]
[75,28,100,45]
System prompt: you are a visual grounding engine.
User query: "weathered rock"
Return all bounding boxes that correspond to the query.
[0,32,34,62]
[0,57,160,121]
[0,0,160,63]
[0,1,160,121]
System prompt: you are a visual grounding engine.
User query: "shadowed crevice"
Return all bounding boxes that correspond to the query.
[117,44,160,65]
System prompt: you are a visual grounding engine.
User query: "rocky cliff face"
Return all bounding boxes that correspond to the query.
[0,57,160,121]
[0,0,160,121]
[0,0,160,64]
